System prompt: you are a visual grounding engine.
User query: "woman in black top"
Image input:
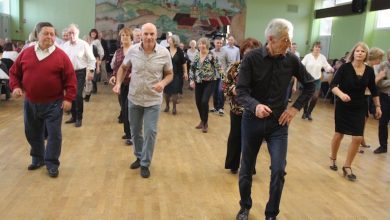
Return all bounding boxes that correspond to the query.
[329,42,382,181]
[163,35,188,115]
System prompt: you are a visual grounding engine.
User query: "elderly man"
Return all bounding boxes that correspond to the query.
[132,28,142,44]
[223,35,240,63]
[235,18,315,220]
[374,49,390,154]
[62,24,96,127]
[9,22,77,178]
[210,37,230,116]
[113,23,173,178]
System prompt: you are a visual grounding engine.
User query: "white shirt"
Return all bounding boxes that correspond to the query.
[223,44,240,64]
[34,44,56,61]
[62,39,96,71]
[301,53,332,80]
[2,51,19,61]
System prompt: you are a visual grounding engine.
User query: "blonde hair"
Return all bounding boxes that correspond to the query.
[347,42,369,63]
[368,47,384,62]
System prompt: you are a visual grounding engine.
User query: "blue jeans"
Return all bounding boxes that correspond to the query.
[24,99,63,169]
[128,101,161,167]
[239,110,288,218]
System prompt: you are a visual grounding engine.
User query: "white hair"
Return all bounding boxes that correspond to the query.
[67,23,80,38]
[264,18,293,40]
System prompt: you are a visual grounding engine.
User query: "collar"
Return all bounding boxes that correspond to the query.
[139,42,157,53]
[263,44,286,59]
[35,43,56,53]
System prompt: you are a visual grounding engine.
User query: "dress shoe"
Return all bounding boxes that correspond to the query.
[140,166,150,178]
[65,118,76,124]
[125,139,133,145]
[301,112,307,119]
[75,120,82,127]
[130,158,141,169]
[27,161,45,170]
[374,146,387,154]
[307,114,313,121]
[236,208,249,220]
[230,169,238,174]
[84,94,91,102]
[122,134,128,139]
[342,167,356,181]
[265,217,276,220]
[47,168,59,178]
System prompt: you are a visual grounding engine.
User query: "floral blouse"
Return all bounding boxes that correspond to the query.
[189,52,222,83]
[223,61,245,116]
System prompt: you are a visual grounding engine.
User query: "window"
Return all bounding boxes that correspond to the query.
[0,0,10,14]
[320,0,352,9]
[320,17,333,36]
[377,9,390,29]
[335,0,352,5]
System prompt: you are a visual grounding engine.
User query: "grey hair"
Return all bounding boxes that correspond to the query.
[133,28,141,34]
[170,34,180,47]
[264,18,293,40]
[68,23,80,37]
[197,37,210,49]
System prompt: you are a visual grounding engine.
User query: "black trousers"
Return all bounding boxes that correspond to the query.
[120,83,131,138]
[71,69,86,120]
[225,111,242,170]
[379,93,390,149]
[195,80,216,124]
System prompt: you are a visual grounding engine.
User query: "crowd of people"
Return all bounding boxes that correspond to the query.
[1,17,389,220]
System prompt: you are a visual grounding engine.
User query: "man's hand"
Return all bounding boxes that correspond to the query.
[152,81,165,93]
[278,107,298,126]
[12,88,23,98]
[109,76,116,85]
[62,100,72,112]
[112,84,121,94]
[255,104,272,118]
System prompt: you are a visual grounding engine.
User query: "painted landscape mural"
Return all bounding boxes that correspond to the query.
[95,0,246,44]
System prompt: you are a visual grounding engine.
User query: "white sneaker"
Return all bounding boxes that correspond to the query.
[218,109,224,116]
[209,108,217,113]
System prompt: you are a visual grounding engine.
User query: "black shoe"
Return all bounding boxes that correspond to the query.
[230,169,238,174]
[329,157,338,171]
[342,167,356,181]
[307,114,313,121]
[27,161,45,170]
[236,208,249,220]
[130,158,140,169]
[75,120,82,127]
[265,217,276,220]
[122,134,130,139]
[140,166,150,178]
[374,146,387,154]
[301,112,307,119]
[84,95,91,102]
[47,168,59,178]
[125,139,133,145]
[65,118,76,124]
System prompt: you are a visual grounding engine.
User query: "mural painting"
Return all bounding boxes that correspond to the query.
[95,0,246,44]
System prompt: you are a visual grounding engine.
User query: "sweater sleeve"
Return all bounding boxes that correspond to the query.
[9,50,24,90]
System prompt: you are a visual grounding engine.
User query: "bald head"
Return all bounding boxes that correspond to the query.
[141,23,157,50]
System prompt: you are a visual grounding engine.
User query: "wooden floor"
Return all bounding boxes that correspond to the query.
[0,84,389,220]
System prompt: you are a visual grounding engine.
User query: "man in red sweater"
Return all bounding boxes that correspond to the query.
[10,22,77,178]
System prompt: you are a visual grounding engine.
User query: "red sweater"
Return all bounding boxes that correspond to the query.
[10,46,77,103]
